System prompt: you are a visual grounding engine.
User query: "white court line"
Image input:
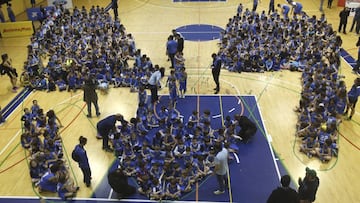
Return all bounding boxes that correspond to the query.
[228,108,235,113]
[233,152,240,164]
[254,95,281,181]
[0,91,34,157]
[212,114,222,118]
[0,93,82,157]
[0,130,22,157]
[108,189,113,199]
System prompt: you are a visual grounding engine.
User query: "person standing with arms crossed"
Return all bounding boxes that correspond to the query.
[83,74,100,118]
[148,65,165,104]
[213,142,229,195]
[211,53,222,94]
[73,136,92,187]
[350,6,360,34]
[338,7,350,34]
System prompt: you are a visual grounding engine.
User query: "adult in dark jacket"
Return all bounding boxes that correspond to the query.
[338,7,350,34]
[211,53,222,94]
[350,6,360,34]
[112,0,119,19]
[108,168,136,199]
[267,175,299,203]
[73,136,92,187]
[96,114,124,151]
[83,74,100,118]
[235,115,257,142]
[298,167,320,203]
[175,33,184,53]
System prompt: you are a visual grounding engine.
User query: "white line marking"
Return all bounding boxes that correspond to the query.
[233,152,240,164]
[0,130,22,157]
[254,95,281,181]
[228,108,235,113]
[108,189,113,199]
[212,114,222,118]
[0,93,82,157]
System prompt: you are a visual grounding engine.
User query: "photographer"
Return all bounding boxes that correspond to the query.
[83,74,100,118]
[1,53,18,93]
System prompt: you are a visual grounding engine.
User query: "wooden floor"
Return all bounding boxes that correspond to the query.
[0,0,359,202]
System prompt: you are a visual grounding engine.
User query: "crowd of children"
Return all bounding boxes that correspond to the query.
[15,1,355,200]
[219,4,345,162]
[109,98,253,200]
[219,4,336,73]
[20,4,160,94]
[20,100,78,200]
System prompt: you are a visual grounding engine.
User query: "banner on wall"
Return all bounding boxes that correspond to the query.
[47,0,73,9]
[0,21,33,38]
[26,6,55,21]
[346,0,360,16]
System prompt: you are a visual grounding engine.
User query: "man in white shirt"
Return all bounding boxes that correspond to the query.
[213,142,229,195]
[148,65,164,104]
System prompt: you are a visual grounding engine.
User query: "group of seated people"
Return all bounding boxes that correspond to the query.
[217,5,343,161]
[20,100,79,200]
[219,4,340,73]
[20,4,157,94]
[107,99,257,200]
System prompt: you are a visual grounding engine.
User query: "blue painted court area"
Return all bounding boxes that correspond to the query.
[176,24,224,41]
[92,95,281,202]
[0,95,284,203]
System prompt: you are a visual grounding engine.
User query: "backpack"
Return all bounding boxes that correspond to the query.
[72,148,80,162]
[0,64,5,75]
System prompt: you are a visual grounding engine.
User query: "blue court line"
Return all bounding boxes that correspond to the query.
[340,48,357,70]
[1,88,32,121]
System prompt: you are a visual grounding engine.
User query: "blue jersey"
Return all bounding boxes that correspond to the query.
[39,171,57,192]
[74,144,90,169]
[348,85,360,101]
[294,2,303,14]
[97,115,117,134]
[167,40,178,54]
[178,72,187,91]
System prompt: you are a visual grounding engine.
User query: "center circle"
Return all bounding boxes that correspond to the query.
[175,24,224,41]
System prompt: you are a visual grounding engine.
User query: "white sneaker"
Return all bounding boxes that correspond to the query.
[213,190,225,195]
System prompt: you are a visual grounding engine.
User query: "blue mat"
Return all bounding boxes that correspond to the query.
[175,24,224,41]
[91,95,281,202]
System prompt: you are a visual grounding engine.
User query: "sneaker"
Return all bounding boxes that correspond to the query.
[86,114,92,118]
[213,190,225,195]
[96,112,101,117]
